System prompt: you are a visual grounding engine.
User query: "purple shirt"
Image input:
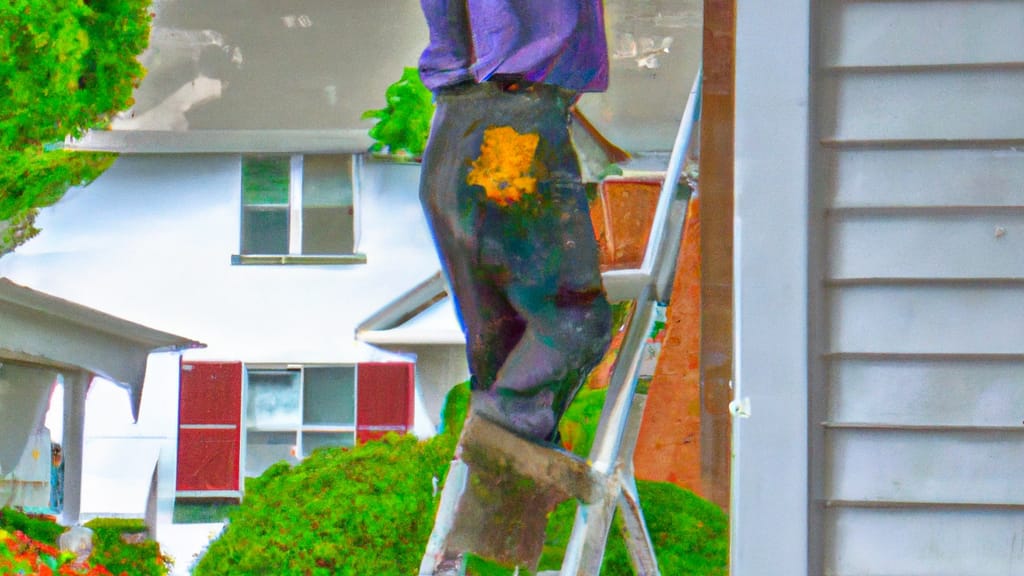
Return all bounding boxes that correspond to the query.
[418,0,609,93]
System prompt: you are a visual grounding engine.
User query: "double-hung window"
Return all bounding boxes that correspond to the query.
[235,154,365,264]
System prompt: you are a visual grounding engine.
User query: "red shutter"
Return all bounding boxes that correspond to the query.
[356,362,414,443]
[176,360,242,492]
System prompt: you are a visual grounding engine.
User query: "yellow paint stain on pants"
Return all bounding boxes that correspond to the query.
[467,126,540,206]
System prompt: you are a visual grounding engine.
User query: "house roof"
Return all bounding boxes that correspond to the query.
[356,272,465,346]
[0,278,205,419]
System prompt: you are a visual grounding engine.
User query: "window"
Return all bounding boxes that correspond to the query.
[244,366,356,477]
[239,362,411,475]
[236,154,365,264]
[177,361,414,489]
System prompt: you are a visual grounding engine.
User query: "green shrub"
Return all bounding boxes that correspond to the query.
[195,383,728,575]
[0,510,176,575]
[361,67,435,158]
[84,517,172,576]
[606,482,728,576]
[464,479,728,576]
[557,385,607,457]
[194,434,453,576]
[0,507,67,546]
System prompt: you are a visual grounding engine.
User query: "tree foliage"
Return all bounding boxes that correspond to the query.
[0,0,151,254]
[361,67,435,159]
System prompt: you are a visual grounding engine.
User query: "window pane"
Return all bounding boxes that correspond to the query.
[242,156,290,205]
[245,431,297,477]
[242,156,290,255]
[246,370,301,428]
[301,432,355,458]
[241,207,289,254]
[302,366,355,425]
[302,154,355,255]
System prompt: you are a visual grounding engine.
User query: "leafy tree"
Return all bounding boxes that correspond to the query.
[0,0,151,254]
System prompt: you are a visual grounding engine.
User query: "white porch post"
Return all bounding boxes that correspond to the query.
[62,370,91,525]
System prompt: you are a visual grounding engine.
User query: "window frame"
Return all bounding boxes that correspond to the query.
[233,153,367,265]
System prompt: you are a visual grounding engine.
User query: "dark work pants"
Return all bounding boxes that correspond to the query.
[419,81,612,442]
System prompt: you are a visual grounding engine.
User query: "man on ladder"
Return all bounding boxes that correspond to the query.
[416,1,615,573]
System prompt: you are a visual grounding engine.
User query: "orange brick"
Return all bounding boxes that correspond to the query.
[634,196,703,496]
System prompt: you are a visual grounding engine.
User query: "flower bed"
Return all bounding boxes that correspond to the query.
[0,528,112,576]
[0,509,171,576]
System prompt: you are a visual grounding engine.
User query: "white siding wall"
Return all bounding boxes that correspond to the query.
[0,155,449,438]
[0,154,458,526]
[815,1,1024,574]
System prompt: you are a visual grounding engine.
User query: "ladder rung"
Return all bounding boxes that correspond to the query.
[458,414,607,504]
[601,269,653,302]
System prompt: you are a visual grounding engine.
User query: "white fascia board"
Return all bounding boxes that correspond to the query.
[731,0,812,574]
[356,328,466,346]
[65,129,373,155]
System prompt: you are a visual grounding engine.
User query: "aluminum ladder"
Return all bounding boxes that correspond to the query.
[420,67,703,576]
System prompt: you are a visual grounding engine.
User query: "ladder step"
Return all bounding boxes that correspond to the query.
[458,413,606,503]
[441,414,612,570]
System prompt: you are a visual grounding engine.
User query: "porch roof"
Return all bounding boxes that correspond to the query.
[0,277,205,419]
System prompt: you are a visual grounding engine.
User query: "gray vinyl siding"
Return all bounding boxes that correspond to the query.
[814,1,1024,574]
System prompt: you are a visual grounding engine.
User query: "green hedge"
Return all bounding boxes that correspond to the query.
[194,383,728,575]
[0,507,66,546]
[84,517,171,576]
[194,434,454,576]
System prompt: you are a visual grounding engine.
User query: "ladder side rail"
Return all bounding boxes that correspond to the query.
[590,287,658,473]
[615,394,660,575]
[618,474,659,576]
[561,66,703,576]
[560,288,658,575]
[589,64,703,474]
[644,67,703,302]
[562,490,620,575]
[600,68,702,304]
[419,460,470,575]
